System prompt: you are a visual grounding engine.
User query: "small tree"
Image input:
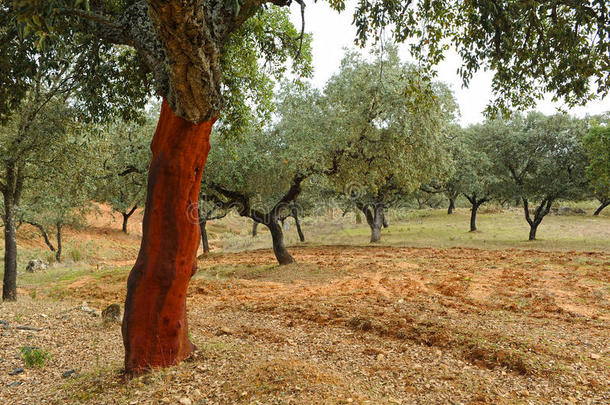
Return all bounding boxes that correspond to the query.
[319,49,457,242]
[451,127,500,232]
[0,5,148,300]
[483,113,589,240]
[583,123,610,216]
[97,116,155,232]
[205,125,312,265]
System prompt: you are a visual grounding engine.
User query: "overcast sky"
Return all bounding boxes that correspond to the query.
[288,3,609,126]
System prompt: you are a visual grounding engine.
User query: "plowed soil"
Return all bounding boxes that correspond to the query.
[1,245,609,404]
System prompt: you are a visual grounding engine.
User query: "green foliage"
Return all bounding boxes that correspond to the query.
[6,1,152,123]
[448,126,501,201]
[95,110,156,217]
[21,346,52,368]
[328,0,610,115]
[218,5,313,139]
[583,123,610,203]
[205,46,456,227]
[274,47,456,210]
[480,112,589,203]
[15,0,610,116]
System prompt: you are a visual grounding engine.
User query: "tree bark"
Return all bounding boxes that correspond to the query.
[447,198,455,214]
[292,207,305,242]
[470,203,479,232]
[362,203,384,243]
[2,198,18,301]
[2,162,22,302]
[121,205,138,233]
[199,219,209,254]
[122,100,215,375]
[55,222,62,263]
[27,221,56,252]
[265,219,295,265]
[593,200,609,216]
[528,223,539,241]
[523,197,552,241]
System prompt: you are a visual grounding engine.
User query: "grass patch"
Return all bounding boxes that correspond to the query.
[21,346,53,368]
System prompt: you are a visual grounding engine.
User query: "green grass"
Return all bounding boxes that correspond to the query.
[319,207,610,252]
[21,346,53,368]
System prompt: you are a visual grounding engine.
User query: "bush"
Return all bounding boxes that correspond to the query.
[21,347,52,368]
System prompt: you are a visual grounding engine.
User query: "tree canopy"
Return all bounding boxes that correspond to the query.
[16,1,610,120]
[481,112,589,239]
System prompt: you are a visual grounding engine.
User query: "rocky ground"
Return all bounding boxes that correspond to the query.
[1,245,608,404]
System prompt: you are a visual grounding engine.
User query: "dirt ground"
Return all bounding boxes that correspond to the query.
[1,245,608,404]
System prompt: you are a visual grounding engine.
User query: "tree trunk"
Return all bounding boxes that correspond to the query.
[266,219,295,265]
[470,203,479,232]
[366,203,384,243]
[370,223,382,243]
[252,220,258,237]
[122,100,215,375]
[292,208,305,242]
[121,205,138,233]
[528,223,539,241]
[523,197,552,241]
[382,211,388,228]
[199,219,209,254]
[447,198,455,214]
[55,222,62,263]
[27,222,56,252]
[2,200,18,301]
[593,200,609,216]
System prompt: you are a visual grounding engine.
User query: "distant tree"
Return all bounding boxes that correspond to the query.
[454,128,500,232]
[316,49,457,242]
[483,113,589,240]
[0,5,148,300]
[583,124,610,216]
[204,126,311,265]
[22,130,100,262]
[97,116,155,232]
[420,125,467,214]
[197,192,230,255]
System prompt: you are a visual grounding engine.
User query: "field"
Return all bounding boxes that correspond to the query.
[1,204,609,404]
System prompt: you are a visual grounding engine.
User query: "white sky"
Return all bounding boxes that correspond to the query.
[288,3,609,126]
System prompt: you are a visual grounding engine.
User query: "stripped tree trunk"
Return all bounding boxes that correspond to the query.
[122,100,215,375]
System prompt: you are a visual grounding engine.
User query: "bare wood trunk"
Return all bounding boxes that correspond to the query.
[122,100,215,375]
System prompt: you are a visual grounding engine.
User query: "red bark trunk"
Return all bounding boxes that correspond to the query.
[122,100,215,375]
